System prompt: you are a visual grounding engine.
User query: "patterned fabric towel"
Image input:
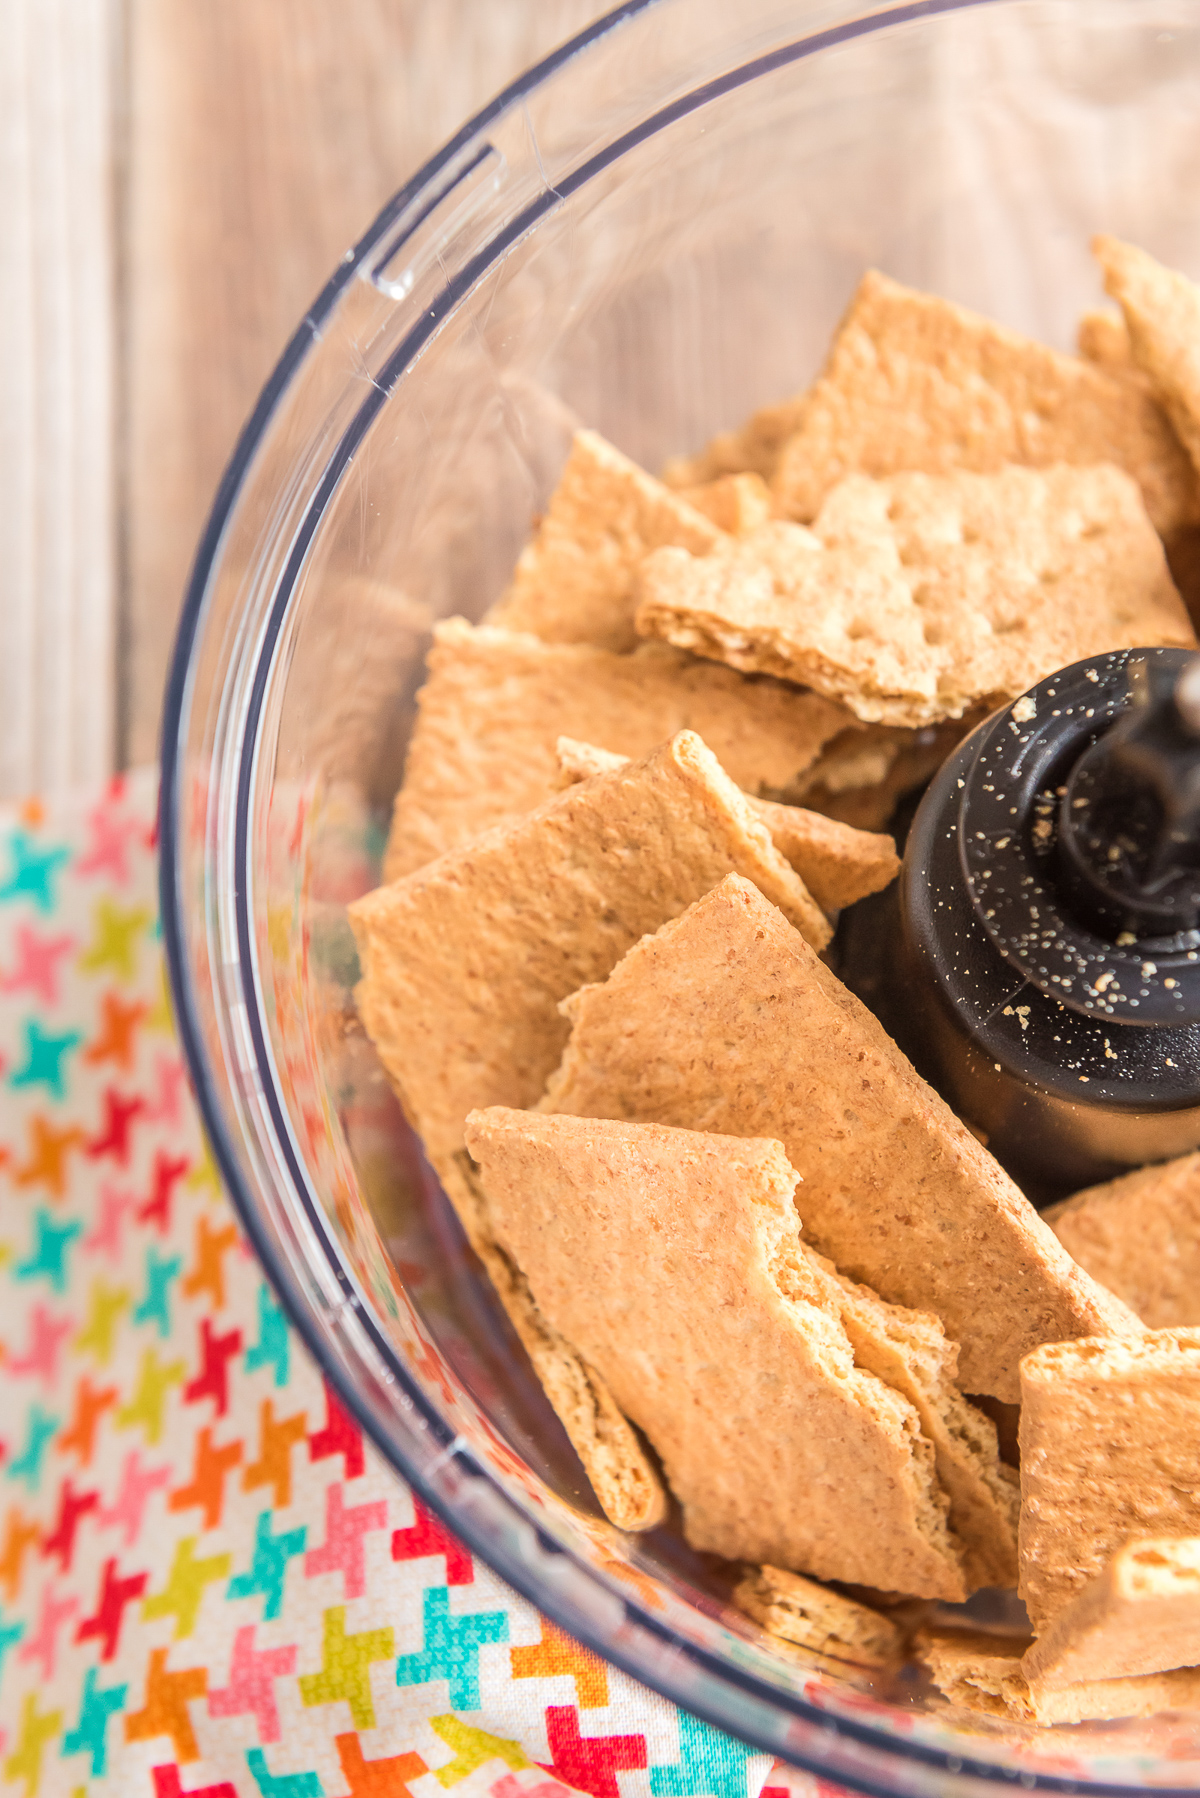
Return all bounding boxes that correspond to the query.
[0,770,828,1798]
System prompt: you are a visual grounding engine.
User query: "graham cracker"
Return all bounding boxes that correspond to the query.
[554,738,899,915]
[541,874,1143,1401]
[748,801,898,913]
[796,715,980,832]
[769,269,1199,538]
[440,1153,666,1532]
[350,734,829,1178]
[677,472,774,535]
[636,464,1194,728]
[1019,1331,1200,1629]
[917,1627,1200,1725]
[485,428,724,652]
[464,1107,966,1597]
[662,395,810,489]
[1078,309,1137,374]
[734,1564,905,1668]
[1023,1536,1200,1690]
[382,619,849,882]
[819,1259,1019,1590]
[1046,1151,1200,1328]
[1095,235,1200,483]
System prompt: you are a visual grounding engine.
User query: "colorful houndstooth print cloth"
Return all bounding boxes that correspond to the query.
[0,769,831,1798]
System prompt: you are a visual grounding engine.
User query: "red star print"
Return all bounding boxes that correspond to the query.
[85,1087,145,1167]
[77,1555,150,1660]
[40,1478,99,1573]
[137,1150,191,1233]
[183,1320,243,1418]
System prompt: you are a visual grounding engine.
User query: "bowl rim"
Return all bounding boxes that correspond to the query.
[158,2,1194,1790]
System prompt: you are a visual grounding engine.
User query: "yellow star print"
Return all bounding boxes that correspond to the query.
[74,1279,130,1368]
[78,899,153,983]
[116,1347,185,1445]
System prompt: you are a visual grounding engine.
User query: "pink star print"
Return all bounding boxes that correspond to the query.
[207,1625,298,1743]
[17,1580,79,1680]
[304,1482,388,1600]
[76,782,142,884]
[82,1182,136,1262]
[97,1449,171,1547]
[143,1053,187,1129]
[0,923,76,1007]
[8,1304,74,1387]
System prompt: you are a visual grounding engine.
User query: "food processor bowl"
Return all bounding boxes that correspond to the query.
[161,1,1200,1789]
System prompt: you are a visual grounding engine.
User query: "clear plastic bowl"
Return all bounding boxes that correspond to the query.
[160,2,1200,1790]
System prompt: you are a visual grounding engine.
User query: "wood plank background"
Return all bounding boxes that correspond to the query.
[0,0,613,793]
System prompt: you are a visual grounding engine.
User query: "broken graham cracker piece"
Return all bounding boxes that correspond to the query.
[662,395,810,489]
[637,463,1195,729]
[485,428,724,653]
[351,733,828,1175]
[554,737,899,914]
[770,267,1199,539]
[1094,235,1200,483]
[1023,1537,1200,1691]
[1046,1151,1200,1328]
[1078,308,1138,374]
[676,472,773,535]
[734,1564,905,1668]
[465,1107,966,1598]
[748,799,898,913]
[917,1627,1200,1725]
[541,875,1143,1402]
[439,1152,665,1532]
[381,618,850,882]
[796,714,981,832]
[1019,1330,1200,1630]
[817,1258,1019,1590]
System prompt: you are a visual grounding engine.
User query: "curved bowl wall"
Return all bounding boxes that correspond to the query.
[161,2,1200,1791]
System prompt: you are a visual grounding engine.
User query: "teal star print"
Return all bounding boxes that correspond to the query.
[244,1280,289,1386]
[0,830,71,915]
[6,1403,59,1490]
[246,1748,325,1798]
[650,1712,754,1798]
[0,1606,23,1680]
[227,1511,307,1620]
[395,1585,508,1709]
[8,1020,82,1099]
[62,1665,127,1777]
[133,1245,182,1337]
[16,1208,82,1294]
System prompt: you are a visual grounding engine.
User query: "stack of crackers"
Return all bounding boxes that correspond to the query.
[348,237,1200,1727]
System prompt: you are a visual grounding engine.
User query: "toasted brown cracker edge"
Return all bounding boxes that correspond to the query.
[441,1151,666,1532]
[734,1563,905,1667]
[916,1627,1200,1725]
[636,465,1194,729]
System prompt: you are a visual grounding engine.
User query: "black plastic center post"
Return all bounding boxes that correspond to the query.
[894,648,1200,1199]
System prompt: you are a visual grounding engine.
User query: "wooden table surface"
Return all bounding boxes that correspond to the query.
[0,0,613,794]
